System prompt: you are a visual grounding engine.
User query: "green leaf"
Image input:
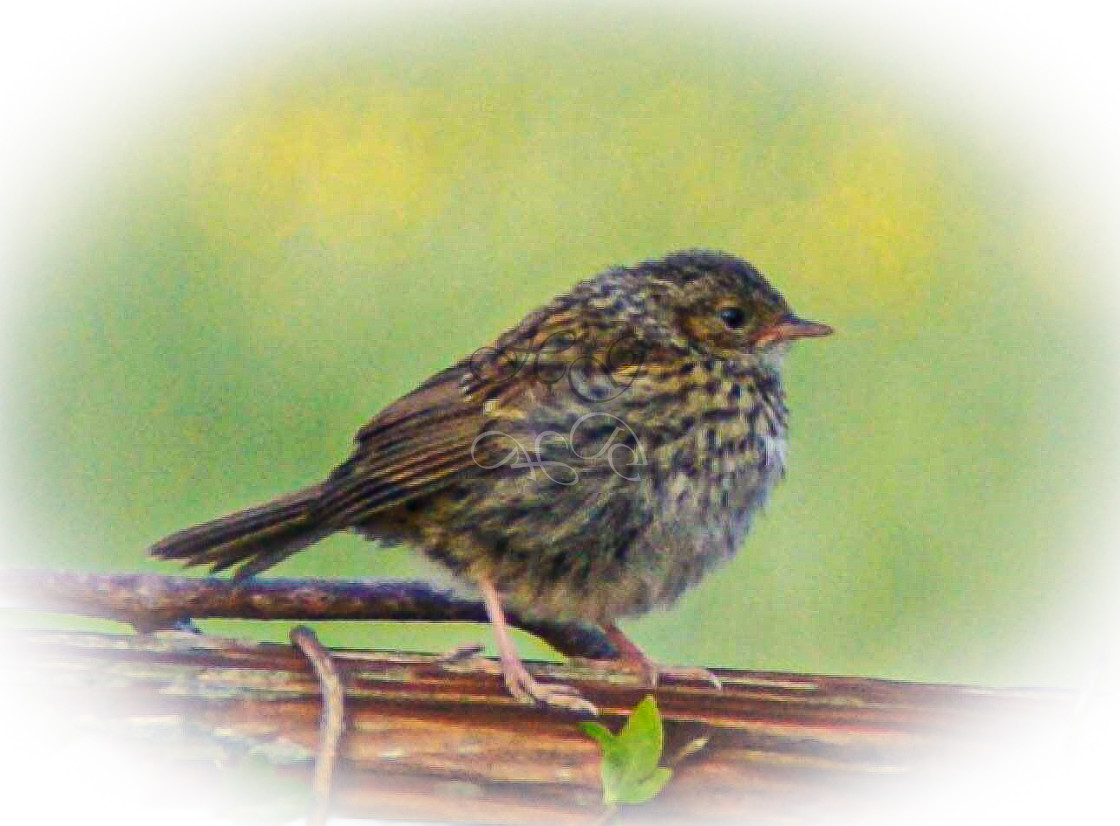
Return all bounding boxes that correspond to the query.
[578,721,616,749]
[616,696,664,782]
[580,695,673,808]
[615,766,672,805]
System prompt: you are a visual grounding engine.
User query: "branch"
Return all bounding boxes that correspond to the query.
[0,568,615,658]
[8,628,1073,825]
[2,568,1080,823]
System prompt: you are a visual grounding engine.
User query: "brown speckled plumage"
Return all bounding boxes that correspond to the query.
[152,250,831,712]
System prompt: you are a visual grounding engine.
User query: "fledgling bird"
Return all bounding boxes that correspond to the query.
[151,250,832,713]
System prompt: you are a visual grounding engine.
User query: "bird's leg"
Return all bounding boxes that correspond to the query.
[598,622,722,689]
[477,577,598,715]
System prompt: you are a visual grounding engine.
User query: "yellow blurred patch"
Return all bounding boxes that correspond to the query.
[186,84,446,247]
[815,114,940,295]
[743,105,947,314]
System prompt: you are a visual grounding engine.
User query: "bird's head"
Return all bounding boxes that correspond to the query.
[640,250,833,367]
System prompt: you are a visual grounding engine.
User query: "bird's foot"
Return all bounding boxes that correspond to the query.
[644,661,722,689]
[573,654,721,689]
[581,622,722,689]
[474,576,597,714]
[499,653,598,715]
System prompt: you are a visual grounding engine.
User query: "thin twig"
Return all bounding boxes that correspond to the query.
[290,625,345,826]
[0,568,616,659]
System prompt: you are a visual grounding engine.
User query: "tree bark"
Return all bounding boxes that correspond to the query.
[0,568,615,657]
[2,570,1078,824]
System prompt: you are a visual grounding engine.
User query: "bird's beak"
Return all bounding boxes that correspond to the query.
[752,314,834,346]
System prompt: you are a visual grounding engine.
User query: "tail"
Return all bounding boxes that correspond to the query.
[149,484,333,580]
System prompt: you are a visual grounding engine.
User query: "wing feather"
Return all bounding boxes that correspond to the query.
[316,302,680,527]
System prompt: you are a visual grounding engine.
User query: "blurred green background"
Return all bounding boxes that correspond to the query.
[5,8,1110,686]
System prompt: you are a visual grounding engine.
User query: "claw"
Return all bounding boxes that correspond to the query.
[500,655,598,715]
[648,662,722,689]
[595,622,723,689]
[476,575,598,715]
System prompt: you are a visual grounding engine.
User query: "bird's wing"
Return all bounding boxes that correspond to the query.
[313,314,576,524]
[315,291,688,527]
[316,363,489,524]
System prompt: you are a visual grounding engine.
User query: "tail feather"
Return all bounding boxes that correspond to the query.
[150,484,332,580]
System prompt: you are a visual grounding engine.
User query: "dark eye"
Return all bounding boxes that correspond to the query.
[718,307,747,329]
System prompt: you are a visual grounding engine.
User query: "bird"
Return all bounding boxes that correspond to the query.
[151,250,832,713]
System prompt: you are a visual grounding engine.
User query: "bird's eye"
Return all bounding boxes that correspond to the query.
[718,307,747,329]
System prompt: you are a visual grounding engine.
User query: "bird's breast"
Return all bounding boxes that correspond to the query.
[648,372,789,579]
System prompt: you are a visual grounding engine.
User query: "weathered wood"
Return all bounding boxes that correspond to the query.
[0,568,615,657]
[7,627,1073,825]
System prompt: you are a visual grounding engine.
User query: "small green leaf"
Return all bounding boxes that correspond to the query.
[580,695,673,808]
[600,754,627,805]
[615,766,672,805]
[615,696,664,783]
[578,721,615,748]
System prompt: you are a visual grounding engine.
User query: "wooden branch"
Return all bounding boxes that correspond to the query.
[8,629,1073,824]
[0,568,616,658]
[2,569,1078,823]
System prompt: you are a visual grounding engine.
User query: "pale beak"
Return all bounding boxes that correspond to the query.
[752,314,834,346]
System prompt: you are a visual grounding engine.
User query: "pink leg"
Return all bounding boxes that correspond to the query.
[602,622,722,689]
[477,577,597,714]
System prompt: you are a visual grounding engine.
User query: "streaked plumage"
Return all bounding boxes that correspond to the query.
[152,250,831,712]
